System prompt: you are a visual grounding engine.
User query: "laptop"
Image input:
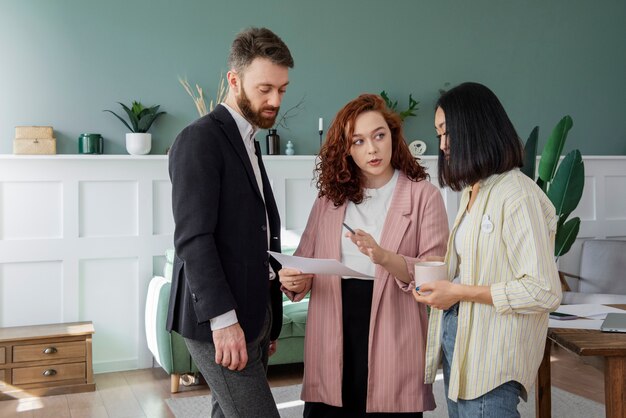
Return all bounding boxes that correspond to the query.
[600,313,626,333]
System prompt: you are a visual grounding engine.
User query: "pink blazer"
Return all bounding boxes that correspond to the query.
[294,173,449,413]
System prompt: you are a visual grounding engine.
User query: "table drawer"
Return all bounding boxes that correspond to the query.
[0,346,5,364]
[13,341,85,363]
[12,362,85,385]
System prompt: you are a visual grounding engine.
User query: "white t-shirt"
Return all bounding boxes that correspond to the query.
[341,170,399,279]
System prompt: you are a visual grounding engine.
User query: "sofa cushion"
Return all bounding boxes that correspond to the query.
[279,300,308,338]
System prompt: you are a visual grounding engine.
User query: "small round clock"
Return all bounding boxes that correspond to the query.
[408,140,427,157]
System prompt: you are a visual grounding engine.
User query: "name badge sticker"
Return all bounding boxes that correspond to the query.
[481,214,494,233]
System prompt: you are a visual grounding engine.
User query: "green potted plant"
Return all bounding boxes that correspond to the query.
[521,116,584,259]
[380,91,419,121]
[104,101,166,155]
[380,91,425,156]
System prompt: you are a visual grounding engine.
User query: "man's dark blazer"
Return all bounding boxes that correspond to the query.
[167,104,283,343]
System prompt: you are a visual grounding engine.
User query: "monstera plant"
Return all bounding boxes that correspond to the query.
[521,116,584,258]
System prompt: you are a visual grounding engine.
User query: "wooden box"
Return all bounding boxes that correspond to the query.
[13,138,57,155]
[15,126,54,139]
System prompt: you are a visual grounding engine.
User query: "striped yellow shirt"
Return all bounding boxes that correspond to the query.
[424,169,562,401]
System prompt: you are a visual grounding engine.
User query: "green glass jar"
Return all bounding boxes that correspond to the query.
[78,133,103,154]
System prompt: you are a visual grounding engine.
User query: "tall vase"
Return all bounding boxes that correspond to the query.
[126,133,151,155]
[266,129,280,155]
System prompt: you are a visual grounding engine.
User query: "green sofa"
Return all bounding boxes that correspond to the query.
[145,249,308,392]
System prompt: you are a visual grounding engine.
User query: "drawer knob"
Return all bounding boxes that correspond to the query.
[43,347,58,354]
[42,369,57,377]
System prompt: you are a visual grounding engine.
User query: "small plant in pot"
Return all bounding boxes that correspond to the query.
[104,101,166,155]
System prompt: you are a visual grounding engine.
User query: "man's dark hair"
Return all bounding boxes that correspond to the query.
[436,82,523,191]
[228,27,294,72]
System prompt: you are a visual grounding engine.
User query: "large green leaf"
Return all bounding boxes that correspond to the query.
[119,102,140,132]
[538,116,573,184]
[138,105,160,121]
[547,150,584,217]
[521,126,539,179]
[103,110,133,132]
[137,111,166,133]
[555,217,580,258]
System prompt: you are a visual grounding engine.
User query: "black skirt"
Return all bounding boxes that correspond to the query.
[304,278,423,418]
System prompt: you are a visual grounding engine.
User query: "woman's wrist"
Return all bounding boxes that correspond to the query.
[455,283,493,305]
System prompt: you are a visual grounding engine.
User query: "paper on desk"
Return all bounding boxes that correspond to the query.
[554,304,625,319]
[268,251,373,279]
[549,318,604,330]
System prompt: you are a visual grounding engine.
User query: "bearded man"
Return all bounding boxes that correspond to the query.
[167,27,293,418]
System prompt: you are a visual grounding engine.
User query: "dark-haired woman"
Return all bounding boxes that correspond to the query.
[279,94,449,417]
[413,82,562,418]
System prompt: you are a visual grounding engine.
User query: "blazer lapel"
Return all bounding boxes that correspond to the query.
[211,105,263,200]
[371,173,412,321]
[256,140,281,249]
[378,173,412,255]
[323,203,347,261]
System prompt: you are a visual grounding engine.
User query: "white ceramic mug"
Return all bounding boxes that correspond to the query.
[414,261,447,292]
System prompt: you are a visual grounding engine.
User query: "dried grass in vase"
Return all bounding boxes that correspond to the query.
[179,73,226,117]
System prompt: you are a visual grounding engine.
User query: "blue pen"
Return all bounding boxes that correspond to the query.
[342,222,355,234]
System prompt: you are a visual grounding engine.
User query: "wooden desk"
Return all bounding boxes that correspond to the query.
[536,305,626,418]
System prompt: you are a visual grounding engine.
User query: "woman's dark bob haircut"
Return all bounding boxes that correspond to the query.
[436,82,524,191]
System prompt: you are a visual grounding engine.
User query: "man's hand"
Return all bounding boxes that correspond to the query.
[213,322,248,371]
[269,340,278,357]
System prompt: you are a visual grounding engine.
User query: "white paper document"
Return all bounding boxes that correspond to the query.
[268,251,373,279]
[554,304,626,319]
[549,318,604,330]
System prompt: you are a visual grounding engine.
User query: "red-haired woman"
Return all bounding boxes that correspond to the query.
[279,94,449,417]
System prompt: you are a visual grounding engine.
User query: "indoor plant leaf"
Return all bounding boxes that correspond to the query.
[555,217,580,258]
[138,105,160,121]
[538,115,573,185]
[138,111,166,133]
[102,110,134,132]
[521,126,539,178]
[119,102,140,132]
[547,150,585,217]
[131,101,145,115]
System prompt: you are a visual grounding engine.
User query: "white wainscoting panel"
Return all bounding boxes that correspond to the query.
[79,181,139,238]
[0,181,63,240]
[0,261,63,327]
[0,155,624,373]
[79,257,139,372]
[153,180,174,236]
[0,156,171,373]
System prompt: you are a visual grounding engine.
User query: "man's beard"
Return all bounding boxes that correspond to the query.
[237,87,279,129]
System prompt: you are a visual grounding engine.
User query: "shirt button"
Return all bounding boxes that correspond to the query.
[264,260,269,267]
[261,225,267,231]
[192,293,197,302]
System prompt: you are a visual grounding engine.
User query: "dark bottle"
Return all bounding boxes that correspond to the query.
[266,129,280,155]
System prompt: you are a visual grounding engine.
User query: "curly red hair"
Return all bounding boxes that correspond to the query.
[316,94,428,206]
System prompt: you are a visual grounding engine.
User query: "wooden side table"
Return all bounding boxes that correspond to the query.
[0,321,95,400]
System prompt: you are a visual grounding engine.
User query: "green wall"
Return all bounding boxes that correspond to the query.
[1,0,625,156]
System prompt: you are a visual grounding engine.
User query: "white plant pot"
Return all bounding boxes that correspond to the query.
[126,133,152,155]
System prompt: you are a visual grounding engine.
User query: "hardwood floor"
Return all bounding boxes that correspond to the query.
[0,344,605,417]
